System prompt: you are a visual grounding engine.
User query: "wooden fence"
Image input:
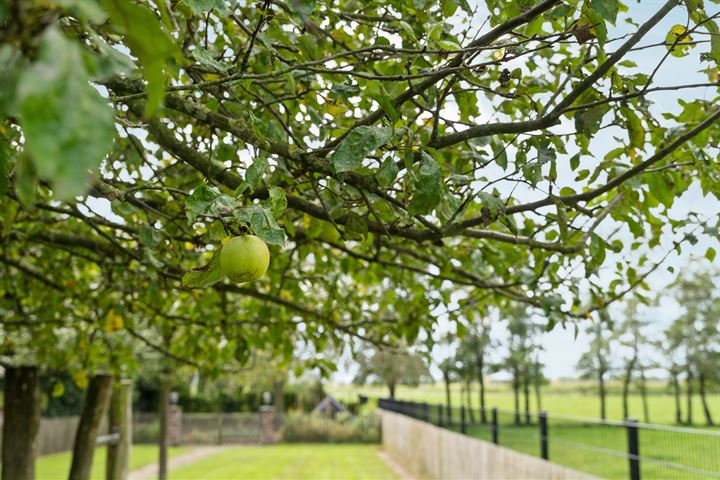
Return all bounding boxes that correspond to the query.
[380,409,597,480]
[0,415,110,456]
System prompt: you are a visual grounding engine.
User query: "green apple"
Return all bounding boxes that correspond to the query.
[221,235,270,283]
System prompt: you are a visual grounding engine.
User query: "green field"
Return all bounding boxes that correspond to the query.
[329,381,720,426]
[169,444,397,480]
[36,445,190,480]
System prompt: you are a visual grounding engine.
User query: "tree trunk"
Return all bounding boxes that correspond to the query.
[69,374,114,480]
[622,354,637,420]
[512,368,520,425]
[477,354,487,423]
[639,369,650,423]
[523,371,531,425]
[443,371,451,409]
[106,380,132,480]
[388,382,396,400]
[686,366,694,425]
[465,380,475,423]
[671,371,682,424]
[1,365,41,480]
[699,372,714,426]
[599,370,607,420]
[534,364,543,413]
[158,376,171,480]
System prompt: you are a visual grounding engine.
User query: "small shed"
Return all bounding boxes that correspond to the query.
[312,395,348,418]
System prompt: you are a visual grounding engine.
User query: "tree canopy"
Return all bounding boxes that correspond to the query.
[1,0,720,378]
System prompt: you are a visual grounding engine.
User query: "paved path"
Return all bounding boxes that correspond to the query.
[377,450,416,480]
[128,445,230,480]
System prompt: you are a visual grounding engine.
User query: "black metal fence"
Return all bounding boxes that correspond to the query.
[377,398,720,480]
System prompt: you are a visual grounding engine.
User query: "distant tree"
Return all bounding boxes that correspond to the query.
[662,322,685,424]
[616,299,653,422]
[577,317,613,420]
[438,357,456,411]
[354,347,430,399]
[672,270,720,426]
[454,316,493,423]
[501,305,540,425]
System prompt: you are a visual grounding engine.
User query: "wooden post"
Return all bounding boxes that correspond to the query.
[69,374,114,480]
[1,365,41,480]
[158,376,171,480]
[106,380,132,480]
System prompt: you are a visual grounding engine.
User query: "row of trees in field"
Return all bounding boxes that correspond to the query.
[436,304,545,425]
[579,269,720,426]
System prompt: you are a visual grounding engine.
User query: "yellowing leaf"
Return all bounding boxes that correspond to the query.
[104,309,124,332]
[73,371,88,390]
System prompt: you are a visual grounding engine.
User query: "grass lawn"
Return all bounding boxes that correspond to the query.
[36,444,190,480]
[169,444,397,480]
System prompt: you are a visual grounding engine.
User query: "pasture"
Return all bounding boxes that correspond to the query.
[329,380,720,426]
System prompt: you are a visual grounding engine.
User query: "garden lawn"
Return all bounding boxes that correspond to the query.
[36,444,190,480]
[169,444,397,480]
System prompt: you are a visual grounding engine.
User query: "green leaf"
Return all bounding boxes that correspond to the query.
[18,27,114,201]
[345,212,368,239]
[182,0,230,15]
[0,137,9,196]
[249,206,285,245]
[139,226,162,247]
[478,192,504,216]
[570,153,580,171]
[377,157,399,187]
[265,186,287,218]
[0,45,21,117]
[15,154,38,209]
[186,184,220,222]
[182,248,224,288]
[705,247,716,262]
[491,139,508,170]
[288,0,315,20]
[245,156,268,190]
[408,153,443,216]
[704,20,720,64]
[331,126,393,173]
[192,47,228,72]
[102,0,178,116]
[590,0,619,25]
[40,0,108,23]
[623,107,645,149]
[574,106,607,134]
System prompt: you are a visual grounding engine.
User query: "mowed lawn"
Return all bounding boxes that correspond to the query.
[169,444,397,480]
[36,445,190,480]
[329,381,720,426]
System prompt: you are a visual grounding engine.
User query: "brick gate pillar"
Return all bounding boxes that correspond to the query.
[260,406,277,444]
[168,406,182,445]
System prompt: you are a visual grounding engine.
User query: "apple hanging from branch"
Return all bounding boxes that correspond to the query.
[220,235,270,283]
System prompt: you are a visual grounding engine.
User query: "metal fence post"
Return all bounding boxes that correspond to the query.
[539,411,548,460]
[491,407,498,444]
[422,402,429,422]
[438,404,443,427]
[447,404,452,426]
[626,418,640,480]
[461,406,466,434]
